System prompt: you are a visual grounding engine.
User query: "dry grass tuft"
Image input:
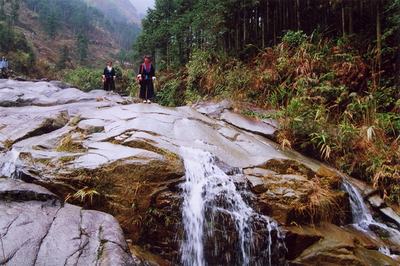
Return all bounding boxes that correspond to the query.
[56,134,86,152]
[293,177,343,225]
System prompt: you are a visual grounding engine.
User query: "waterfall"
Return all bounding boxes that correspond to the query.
[1,148,20,178]
[179,147,286,266]
[341,177,374,229]
[341,175,400,258]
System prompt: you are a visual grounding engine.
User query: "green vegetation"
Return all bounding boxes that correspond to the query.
[134,0,400,205]
[68,115,83,127]
[162,35,398,204]
[96,243,104,260]
[60,68,104,92]
[136,0,396,70]
[59,156,75,163]
[0,0,141,78]
[66,186,99,204]
[0,0,398,205]
[141,206,176,231]
[56,134,86,152]
[25,0,141,50]
[0,20,36,75]
[76,30,89,63]
[60,67,138,94]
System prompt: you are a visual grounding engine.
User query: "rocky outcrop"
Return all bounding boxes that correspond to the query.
[0,178,136,266]
[1,79,399,265]
[284,223,400,266]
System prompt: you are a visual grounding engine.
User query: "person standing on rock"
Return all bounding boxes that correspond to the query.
[137,56,156,103]
[0,55,9,79]
[102,61,116,91]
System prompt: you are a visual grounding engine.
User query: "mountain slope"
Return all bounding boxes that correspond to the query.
[15,5,119,69]
[7,0,142,78]
[84,0,141,25]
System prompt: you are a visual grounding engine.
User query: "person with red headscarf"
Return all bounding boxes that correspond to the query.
[137,56,156,103]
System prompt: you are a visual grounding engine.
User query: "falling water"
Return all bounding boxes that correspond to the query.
[1,148,20,178]
[341,175,400,258]
[341,177,374,228]
[179,147,286,266]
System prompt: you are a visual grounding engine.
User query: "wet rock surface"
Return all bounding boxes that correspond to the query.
[0,79,399,265]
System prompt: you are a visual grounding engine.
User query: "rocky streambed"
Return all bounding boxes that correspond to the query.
[0,79,399,265]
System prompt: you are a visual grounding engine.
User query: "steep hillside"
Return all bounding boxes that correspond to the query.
[84,0,141,25]
[6,0,142,78]
[15,6,118,72]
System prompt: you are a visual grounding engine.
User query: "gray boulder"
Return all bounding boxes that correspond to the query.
[0,178,137,266]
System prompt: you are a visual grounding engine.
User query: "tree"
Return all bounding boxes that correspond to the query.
[9,0,22,25]
[57,45,71,70]
[115,49,131,68]
[136,0,394,71]
[76,30,89,63]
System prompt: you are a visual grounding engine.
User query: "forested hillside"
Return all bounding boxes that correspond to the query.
[0,0,141,78]
[134,0,400,205]
[136,0,398,71]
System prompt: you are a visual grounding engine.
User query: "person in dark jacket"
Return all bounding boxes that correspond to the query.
[137,56,156,103]
[102,61,116,91]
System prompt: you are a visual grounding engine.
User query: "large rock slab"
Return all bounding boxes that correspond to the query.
[0,178,136,266]
[221,111,277,137]
[0,79,126,107]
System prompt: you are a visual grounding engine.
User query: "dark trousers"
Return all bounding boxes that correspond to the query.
[139,79,155,100]
[104,78,115,91]
[0,68,7,79]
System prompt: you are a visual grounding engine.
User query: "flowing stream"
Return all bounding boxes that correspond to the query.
[341,176,400,258]
[179,147,286,266]
[1,148,20,178]
[341,177,375,228]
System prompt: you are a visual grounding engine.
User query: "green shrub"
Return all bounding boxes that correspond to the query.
[281,30,308,47]
[122,69,139,97]
[61,66,131,92]
[61,67,102,91]
[154,76,186,107]
[8,50,36,75]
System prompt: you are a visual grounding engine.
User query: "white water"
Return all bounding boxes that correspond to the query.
[1,148,20,178]
[342,176,400,258]
[341,178,374,228]
[179,147,286,266]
